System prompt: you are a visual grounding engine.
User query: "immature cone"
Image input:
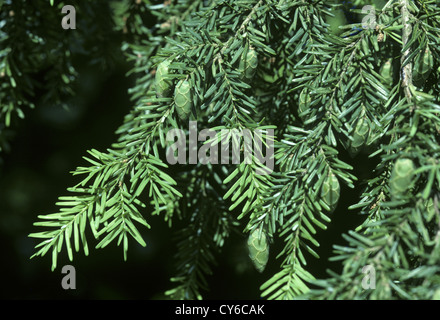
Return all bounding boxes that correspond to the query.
[349,113,370,156]
[156,60,173,97]
[321,172,340,213]
[247,228,269,273]
[380,59,393,85]
[390,158,415,199]
[174,79,192,120]
[239,47,258,81]
[413,46,434,85]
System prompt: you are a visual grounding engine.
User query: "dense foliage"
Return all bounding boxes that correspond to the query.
[1,0,439,299]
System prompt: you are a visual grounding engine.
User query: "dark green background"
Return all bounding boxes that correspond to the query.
[0,0,383,299]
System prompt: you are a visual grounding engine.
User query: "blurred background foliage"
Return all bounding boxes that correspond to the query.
[0,0,389,299]
[0,0,262,299]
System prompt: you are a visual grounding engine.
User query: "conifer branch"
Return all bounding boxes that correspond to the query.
[22,0,440,300]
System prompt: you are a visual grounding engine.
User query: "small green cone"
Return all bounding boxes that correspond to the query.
[390,158,415,199]
[321,172,340,213]
[413,46,433,85]
[174,79,192,120]
[247,228,269,273]
[156,60,173,98]
[239,47,258,81]
[349,113,370,156]
[380,59,393,85]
